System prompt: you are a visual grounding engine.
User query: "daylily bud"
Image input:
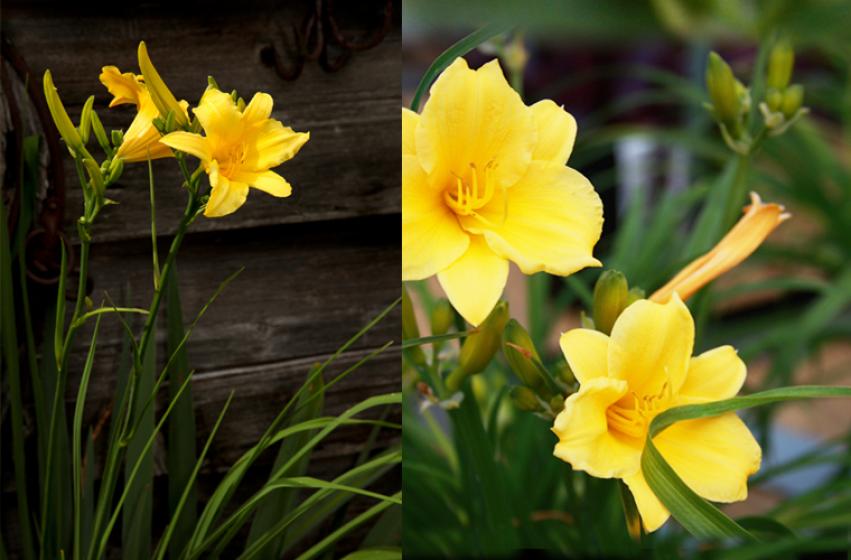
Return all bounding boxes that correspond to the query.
[767,39,794,91]
[78,95,95,144]
[82,157,105,199]
[430,298,454,336]
[89,110,111,155]
[549,395,565,414]
[446,301,509,391]
[626,286,645,306]
[781,84,804,119]
[765,88,784,113]
[593,270,629,335]
[402,286,426,366]
[43,70,84,154]
[502,319,552,398]
[138,41,188,127]
[706,52,740,128]
[557,361,576,386]
[510,386,542,412]
[107,156,124,185]
[111,129,124,148]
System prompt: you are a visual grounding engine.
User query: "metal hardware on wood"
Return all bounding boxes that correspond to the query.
[261,0,393,81]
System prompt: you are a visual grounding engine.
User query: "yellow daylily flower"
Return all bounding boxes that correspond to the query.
[403,58,604,326]
[160,88,309,218]
[99,66,188,163]
[651,192,789,303]
[552,295,761,532]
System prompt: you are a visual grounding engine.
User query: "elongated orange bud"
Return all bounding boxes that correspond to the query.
[651,192,789,303]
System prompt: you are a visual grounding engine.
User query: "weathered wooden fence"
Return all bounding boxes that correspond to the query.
[1,1,400,553]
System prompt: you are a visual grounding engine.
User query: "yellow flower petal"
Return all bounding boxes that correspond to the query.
[559,328,609,384]
[655,413,762,503]
[680,346,746,402]
[159,131,213,163]
[530,99,577,165]
[402,107,419,156]
[246,119,310,170]
[623,470,670,532]
[115,100,173,162]
[243,92,273,124]
[233,170,292,197]
[468,162,603,275]
[204,161,249,217]
[437,236,508,327]
[415,58,535,191]
[138,41,188,126]
[552,376,641,478]
[194,88,244,143]
[608,295,693,397]
[402,154,469,281]
[651,192,790,303]
[99,66,144,108]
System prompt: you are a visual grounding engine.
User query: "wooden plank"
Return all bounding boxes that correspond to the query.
[4,6,401,242]
[66,214,401,390]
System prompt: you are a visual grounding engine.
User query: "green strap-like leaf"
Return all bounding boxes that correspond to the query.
[409,22,512,112]
[641,385,851,540]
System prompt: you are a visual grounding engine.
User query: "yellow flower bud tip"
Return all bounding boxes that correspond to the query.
[781,84,804,119]
[651,192,789,303]
[706,52,740,126]
[767,39,794,91]
[137,41,188,126]
[43,70,84,152]
[430,298,455,337]
[593,269,629,335]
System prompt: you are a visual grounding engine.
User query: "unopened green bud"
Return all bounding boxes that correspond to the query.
[402,286,426,366]
[706,52,740,127]
[231,89,239,104]
[781,84,804,119]
[503,319,552,398]
[557,361,576,386]
[766,88,784,113]
[767,39,794,91]
[82,157,105,198]
[164,110,176,133]
[89,111,110,155]
[43,70,84,154]
[107,156,124,185]
[626,286,645,306]
[430,298,454,336]
[446,302,509,391]
[593,270,629,335]
[510,386,542,412]
[78,95,95,144]
[549,395,564,414]
[236,97,246,112]
[111,129,124,148]
[207,75,220,90]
